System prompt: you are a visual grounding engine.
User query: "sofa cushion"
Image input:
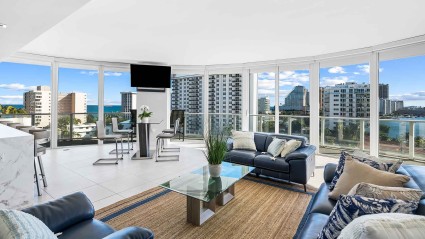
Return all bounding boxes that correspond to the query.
[224,150,258,166]
[309,183,337,215]
[254,154,289,173]
[296,213,329,239]
[231,131,256,151]
[265,134,308,149]
[348,183,423,202]
[253,133,268,152]
[266,137,286,157]
[0,210,57,239]
[280,139,302,158]
[59,219,115,239]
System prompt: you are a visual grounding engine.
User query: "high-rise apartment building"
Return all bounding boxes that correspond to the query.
[58,92,87,123]
[258,96,271,114]
[23,86,51,127]
[208,74,242,131]
[283,85,309,113]
[121,92,136,118]
[323,82,370,118]
[379,99,404,115]
[171,75,203,135]
[379,84,389,99]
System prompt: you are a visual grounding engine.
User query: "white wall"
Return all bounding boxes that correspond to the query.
[136,89,170,150]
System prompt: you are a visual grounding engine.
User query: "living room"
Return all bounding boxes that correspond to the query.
[1,1,425,238]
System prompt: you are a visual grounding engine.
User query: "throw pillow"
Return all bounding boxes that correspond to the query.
[328,156,410,200]
[0,209,57,239]
[348,182,423,202]
[267,137,286,157]
[231,130,256,151]
[328,151,402,192]
[317,195,418,239]
[338,213,425,239]
[280,139,301,158]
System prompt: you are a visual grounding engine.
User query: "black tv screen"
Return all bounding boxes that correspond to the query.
[131,64,171,88]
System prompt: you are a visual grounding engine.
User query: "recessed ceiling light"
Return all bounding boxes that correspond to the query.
[0,23,7,29]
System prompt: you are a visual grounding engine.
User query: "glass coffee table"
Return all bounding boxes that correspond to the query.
[160,162,255,226]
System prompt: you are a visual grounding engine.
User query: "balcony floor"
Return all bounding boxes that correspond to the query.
[34,140,338,210]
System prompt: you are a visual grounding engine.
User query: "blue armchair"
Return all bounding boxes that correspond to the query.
[23,192,153,239]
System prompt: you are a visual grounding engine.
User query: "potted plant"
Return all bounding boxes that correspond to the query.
[204,130,227,177]
[139,105,153,123]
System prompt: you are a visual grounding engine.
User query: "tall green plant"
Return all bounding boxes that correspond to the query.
[204,131,227,165]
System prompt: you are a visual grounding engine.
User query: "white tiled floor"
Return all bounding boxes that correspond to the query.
[34,140,337,210]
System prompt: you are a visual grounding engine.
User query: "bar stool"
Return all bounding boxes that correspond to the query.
[93,120,124,165]
[155,119,180,162]
[29,129,49,196]
[110,117,133,154]
[6,122,21,128]
[161,118,181,152]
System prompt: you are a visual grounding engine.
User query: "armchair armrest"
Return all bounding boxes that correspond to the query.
[22,192,94,233]
[103,227,154,239]
[324,163,337,183]
[226,137,234,151]
[285,145,316,162]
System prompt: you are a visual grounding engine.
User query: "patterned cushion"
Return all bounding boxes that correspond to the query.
[317,195,418,239]
[328,151,401,191]
[338,213,425,239]
[0,209,57,239]
[280,139,302,158]
[231,130,256,151]
[348,183,423,202]
[267,137,286,157]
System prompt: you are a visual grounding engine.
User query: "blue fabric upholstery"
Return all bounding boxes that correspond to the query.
[22,192,153,239]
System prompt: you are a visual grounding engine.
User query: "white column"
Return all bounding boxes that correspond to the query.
[250,72,258,132]
[203,69,209,136]
[369,52,380,157]
[98,66,104,144]
[409,122,415,159]
[50,61,58,148]
[309,62,320,148]
[241,68,250,131]
[274,66,279,133]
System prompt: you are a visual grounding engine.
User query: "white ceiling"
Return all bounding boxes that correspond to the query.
[0,0,91,60]
[10,0,425,65]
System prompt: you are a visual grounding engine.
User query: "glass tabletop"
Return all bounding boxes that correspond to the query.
[160,162,255,202]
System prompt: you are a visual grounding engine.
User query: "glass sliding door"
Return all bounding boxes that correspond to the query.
[379,55,425,160]
[278,69,310,139]
[250,71,276,133]
[319,63,370,156]
[57,66,98,146]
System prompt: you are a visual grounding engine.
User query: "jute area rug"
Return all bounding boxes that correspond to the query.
[95,176,315,239]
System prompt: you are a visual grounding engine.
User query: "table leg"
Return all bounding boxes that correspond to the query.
[217,184,235,206]
[187,196,216,226]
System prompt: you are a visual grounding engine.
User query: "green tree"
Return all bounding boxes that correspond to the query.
[87,114,97,123]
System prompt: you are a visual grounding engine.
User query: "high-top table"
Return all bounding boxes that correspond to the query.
[132,122,161,160]
[160,162,255,226]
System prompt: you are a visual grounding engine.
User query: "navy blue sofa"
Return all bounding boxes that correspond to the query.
[225,133,316,191]
[22,192,153,239]
[296,163,425,239]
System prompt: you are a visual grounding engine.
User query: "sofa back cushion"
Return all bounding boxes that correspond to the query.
[253,133,269,152]
[396,165,425,216]
[264,134,308,150]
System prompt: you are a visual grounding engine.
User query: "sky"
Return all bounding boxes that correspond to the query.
[0,62,134,106]
[1,55,425,106]
[257,55,425,107]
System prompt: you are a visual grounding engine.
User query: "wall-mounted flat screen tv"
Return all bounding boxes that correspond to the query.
[130,64,171,88]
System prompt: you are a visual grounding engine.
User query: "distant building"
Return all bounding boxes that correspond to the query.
[379,84,389,99]
[283,85,309,112]
[121,92,136,118]
[258,96,271,114]
[58,92,87,123]
[23,86,51,127]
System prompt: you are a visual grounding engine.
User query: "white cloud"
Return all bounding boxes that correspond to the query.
[0,95,23,99]
[356,64,383,74]
[328,66,346,74]
[0,95,23,105]
[104,100,121,105]
[80,71,123,77]
[0,83,36,91]
[105,72,123,77]
[320,76,349,87]
[390,91,425,101]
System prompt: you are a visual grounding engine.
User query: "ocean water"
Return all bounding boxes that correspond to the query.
[2,104,121,113]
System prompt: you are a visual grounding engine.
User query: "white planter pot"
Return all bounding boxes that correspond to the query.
[141,117,150,123]
[208,164,222,177]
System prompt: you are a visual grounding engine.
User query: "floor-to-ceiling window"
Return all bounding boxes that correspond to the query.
[103,70,134,135]
[278,69,310,139]
[379,55,425,160]
[0,62,51,130]
[57,66,98,146]
[319,63,370,155]
[208,73,243,134]
[171,74,204,137]
[250,70,276,133]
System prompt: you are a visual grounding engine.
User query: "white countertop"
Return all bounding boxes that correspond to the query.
[0,124,32,139]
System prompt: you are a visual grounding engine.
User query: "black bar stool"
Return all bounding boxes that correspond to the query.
[29,129,50,196]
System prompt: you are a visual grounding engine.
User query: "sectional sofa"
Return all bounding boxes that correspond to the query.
[224,133,316,191]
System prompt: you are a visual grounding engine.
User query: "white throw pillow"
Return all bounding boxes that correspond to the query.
[267,137,286,157]
[0,209,57,239]
[280,139,301,157]
[339,213,425,239]
[231,130,256,151]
